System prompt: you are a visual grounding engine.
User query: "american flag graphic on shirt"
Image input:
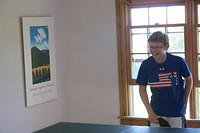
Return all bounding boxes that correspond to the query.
[149,72,178,88]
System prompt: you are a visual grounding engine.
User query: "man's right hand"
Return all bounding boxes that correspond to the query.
[149,112,159,123]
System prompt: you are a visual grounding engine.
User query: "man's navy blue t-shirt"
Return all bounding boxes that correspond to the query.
[136,52,191,117]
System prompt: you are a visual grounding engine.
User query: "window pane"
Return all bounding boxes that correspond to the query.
[132,28,147,34]
[131,54,149,79]
[185,99,190,119]
[131,8,148,26]
[168,26,184,33]
[198,28,200,53]
[131,32,148,53]
[198,55,200,80]
[149,7,166,25]
[171,53,185,59]
[149,27,165,34]
[198,5,200,24]
[197,28,200,80]
[167,6,185,24]
[129,85,151,117]
[168,32,184,52]
[196,88,200,118]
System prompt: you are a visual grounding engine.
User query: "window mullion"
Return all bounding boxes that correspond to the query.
[185,0,196,119]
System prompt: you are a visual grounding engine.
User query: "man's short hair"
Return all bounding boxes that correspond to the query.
[148,31,169,45]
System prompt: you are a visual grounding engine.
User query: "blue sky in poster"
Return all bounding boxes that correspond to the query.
[30,26,49,50]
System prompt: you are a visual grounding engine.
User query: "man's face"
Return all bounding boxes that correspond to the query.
[148,42,168,60]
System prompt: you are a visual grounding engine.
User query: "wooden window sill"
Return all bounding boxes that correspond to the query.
[118,116,200,128]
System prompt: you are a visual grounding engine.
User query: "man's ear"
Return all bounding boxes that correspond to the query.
[164,44,169,50]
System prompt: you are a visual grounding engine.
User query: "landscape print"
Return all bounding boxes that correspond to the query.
[30,26,51,84]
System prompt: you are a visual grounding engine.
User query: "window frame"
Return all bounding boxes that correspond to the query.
[116,0,200,127]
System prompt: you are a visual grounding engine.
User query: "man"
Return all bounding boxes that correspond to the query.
[136,31,193,128]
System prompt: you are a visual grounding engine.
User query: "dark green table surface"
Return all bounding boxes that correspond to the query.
[34,122,200,133]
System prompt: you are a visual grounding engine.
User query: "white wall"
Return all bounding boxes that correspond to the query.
[0,0,119,132]
[59,0,119,124]
[0,0,64,132]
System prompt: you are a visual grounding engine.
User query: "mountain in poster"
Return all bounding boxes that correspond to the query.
[31,46,51,84]
[31,46,50,68]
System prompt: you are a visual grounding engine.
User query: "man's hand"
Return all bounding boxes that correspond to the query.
[149,111,159,123]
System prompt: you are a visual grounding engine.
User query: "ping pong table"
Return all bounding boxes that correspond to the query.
[34,122,200,133]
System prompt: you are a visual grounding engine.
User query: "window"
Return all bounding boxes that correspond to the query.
[130,5,187,117]
[116,0,200,127]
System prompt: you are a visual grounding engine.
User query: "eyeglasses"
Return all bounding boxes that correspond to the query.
[149,46,164,49]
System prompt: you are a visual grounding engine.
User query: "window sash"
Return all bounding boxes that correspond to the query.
[128,11,186,82]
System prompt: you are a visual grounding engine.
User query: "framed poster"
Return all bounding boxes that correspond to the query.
[22,17,57,107]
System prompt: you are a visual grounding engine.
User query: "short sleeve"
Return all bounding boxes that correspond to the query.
[180,58,191,78]
[136,61,148,86]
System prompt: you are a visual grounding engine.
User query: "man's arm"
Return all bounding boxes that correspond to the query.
[184,75,193,105]
[139,85,158,123]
